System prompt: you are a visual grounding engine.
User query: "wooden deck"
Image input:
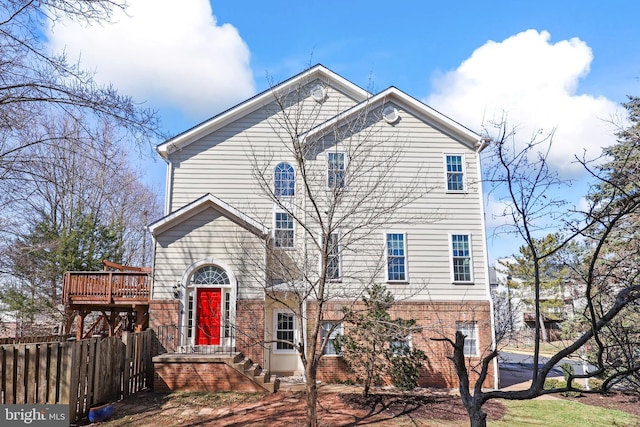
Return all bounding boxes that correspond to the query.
[62,261,151,339]
[63,270,150,308]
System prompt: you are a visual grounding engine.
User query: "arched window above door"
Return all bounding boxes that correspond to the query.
[190,265,230,285]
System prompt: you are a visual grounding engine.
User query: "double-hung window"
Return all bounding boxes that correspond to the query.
[451,234,472,282]
[321,321,343,355]
[445,154,465,192]
[275,311,296,352]
[386,233,407,282]
[274,211,294,248]
[457,322,478,357]
[327,152,346,189]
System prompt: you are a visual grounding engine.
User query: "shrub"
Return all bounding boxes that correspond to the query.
[386,347,427,391]
[561,362,574,382]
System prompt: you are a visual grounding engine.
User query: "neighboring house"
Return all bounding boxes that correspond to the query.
[148,65,496,390]
[492,261,582,341]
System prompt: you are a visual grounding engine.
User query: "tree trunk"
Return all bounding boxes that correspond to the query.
[539,312,549,342]
[467,404,488,427]
[305,363,318,427]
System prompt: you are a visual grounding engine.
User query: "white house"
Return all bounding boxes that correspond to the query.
[148,65,497,390]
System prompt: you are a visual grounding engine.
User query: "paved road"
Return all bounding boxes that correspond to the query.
[498,351,595,388]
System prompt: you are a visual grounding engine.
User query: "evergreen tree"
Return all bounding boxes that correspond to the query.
[338,283,426,396]
[501,234,571,342]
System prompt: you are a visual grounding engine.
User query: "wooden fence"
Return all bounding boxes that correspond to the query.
[0,334,72,345]
[0,330,152,422]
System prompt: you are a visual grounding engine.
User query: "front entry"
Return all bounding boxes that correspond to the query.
[196,287,221,345]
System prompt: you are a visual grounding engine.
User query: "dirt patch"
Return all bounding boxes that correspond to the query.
[87,389,507,426]
[560,391,640,418]
[340,393,506,422]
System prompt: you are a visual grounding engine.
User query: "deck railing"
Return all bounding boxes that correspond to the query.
[62,271,150,305]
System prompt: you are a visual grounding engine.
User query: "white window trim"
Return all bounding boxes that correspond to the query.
[449,233,474,284]
[326,151,347,190]
[457,322,479,357]
[443,153,467,193]
[272,206,295,249]
[319,231,342,282]
[385,232,409,283]
[321,321,343,356]
[273,309,298,354]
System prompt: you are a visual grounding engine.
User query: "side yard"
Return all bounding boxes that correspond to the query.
[80,386,639,427]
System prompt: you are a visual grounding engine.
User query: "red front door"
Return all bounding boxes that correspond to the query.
[196,288,221,345]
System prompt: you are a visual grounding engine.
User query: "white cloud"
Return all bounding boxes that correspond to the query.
[46,0,254,119]
[428,29,623,177]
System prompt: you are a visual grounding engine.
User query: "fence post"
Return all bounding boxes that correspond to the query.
[122,331,132,397]
[59,340,79,422]
[2,346,16,404]
[144,330,153,389]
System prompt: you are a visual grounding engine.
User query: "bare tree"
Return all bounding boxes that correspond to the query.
[0,0,161,334]
[241,74,434,427]
[0,0,160,197]
[0,116,161,334]
[436,119,640,427]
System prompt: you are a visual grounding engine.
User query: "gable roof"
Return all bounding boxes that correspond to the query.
[148,193,268,238]
[156,64,371,158]
[302,86,487,150]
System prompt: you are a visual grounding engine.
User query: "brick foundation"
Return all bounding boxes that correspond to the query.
[153,355,264,393]
[311,300,495,389]
[317,356,351,383]
[149,299,180,355]
[235,300,265,367]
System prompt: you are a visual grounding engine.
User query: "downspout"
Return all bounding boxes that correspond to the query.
[475,137,499,390]
[163,157,173,216]
[301,153,308,381]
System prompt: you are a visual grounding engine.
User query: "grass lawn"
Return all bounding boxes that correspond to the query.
[490,398,639,427]
[501,340,577,358]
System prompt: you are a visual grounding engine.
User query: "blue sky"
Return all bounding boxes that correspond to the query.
[45,0,640,263]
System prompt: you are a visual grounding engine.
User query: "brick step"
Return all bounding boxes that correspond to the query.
[225,354,277,393]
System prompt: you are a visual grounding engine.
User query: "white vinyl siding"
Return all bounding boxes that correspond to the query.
[161,91,489,302]
[151,208,265,300]
[167,86,360,219]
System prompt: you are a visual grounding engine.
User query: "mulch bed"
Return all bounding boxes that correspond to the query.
[559,391,640,418]
[340,392,507,422]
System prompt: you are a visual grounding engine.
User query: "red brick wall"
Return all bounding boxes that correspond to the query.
[149,299,180,354]
[153,360,264,393]
[310,300,495,389]
[235,300,265,367]
[317,356,352,383]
